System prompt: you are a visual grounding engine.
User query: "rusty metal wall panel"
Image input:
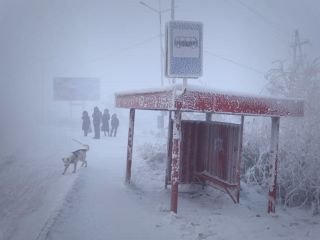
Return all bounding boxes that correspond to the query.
[180,122,190,183]
[207,123,240,184]
[180,121,240,185]
[196,122,209,174]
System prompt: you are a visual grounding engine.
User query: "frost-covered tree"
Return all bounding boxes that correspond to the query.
[264,31,320,214]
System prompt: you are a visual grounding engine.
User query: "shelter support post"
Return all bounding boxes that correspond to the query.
[268,117,280,213]
[170,110,181,213]
[206,113,212,122]
[125,109,135,184]
[165,111,173,189]
[236,115,244,203]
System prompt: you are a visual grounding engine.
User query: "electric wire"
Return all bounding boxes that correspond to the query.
[204,50,266,76]
[225,0,290,46]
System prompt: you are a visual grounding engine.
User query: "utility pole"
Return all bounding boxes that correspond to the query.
[171,0,175,20]
[291,29,309,70]
[140,1,166,87]
[159,0,164,87]
[171,0,175,84]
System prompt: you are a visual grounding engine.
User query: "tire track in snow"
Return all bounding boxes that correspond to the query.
[34,173,82,240]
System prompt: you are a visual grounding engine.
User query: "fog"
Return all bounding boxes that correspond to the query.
[0,0,319,151]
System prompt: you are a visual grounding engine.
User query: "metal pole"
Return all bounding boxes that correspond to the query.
[236,115,244,203]
[205,113,212,122]
[165,111,173,189]
[171,0,175,84]
[171,0,175,20]
[268,117,280,213]
[159,0,164,87]
[183,78,188,89]
[170,110,181,213]
[126,109,135,184]
[158,0,165,129]
[41,63,45,124]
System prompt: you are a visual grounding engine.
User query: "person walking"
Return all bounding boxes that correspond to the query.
[82,110,91,136]
[92,106,102,139]
[101,108,110,136]
[110,113,119,137]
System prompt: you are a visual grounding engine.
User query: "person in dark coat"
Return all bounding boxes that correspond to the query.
[82,110,91,136]
[110,113,119,137]
[92,106,102,139]
[101,108,110,136]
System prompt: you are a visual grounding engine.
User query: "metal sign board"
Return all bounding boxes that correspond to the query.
[53,77,100,101]
[166,20,203,78]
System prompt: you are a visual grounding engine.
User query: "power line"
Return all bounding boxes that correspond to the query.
[55,34,161,73]
[89,34,160,63]
[236,0,290,36]
[204,50,266,76]
[225,0,290,46]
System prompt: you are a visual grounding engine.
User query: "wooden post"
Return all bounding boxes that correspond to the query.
[170,110,181,213]
[236,115,244,203]
[268,117,280,213]
[125,109,135,184]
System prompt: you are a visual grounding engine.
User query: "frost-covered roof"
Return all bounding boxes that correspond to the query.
[115,84,304,117]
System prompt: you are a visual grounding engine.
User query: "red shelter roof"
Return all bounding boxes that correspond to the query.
[115,85,304,117]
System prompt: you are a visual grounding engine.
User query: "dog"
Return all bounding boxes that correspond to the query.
[62,144,89,175]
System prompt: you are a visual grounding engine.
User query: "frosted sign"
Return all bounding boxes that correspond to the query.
[166,21,203,78]
[53,77,100,101]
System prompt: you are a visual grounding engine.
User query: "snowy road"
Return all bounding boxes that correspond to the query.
[0,128,81,240]
[46,132,181,240]
[1,126,320,240]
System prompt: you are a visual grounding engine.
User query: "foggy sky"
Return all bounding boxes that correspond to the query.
[0,0,319,140]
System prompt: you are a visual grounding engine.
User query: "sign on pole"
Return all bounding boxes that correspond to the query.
[166,20,203,78]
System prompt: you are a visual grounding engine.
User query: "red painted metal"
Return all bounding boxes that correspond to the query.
[116,87,304,117]
[175,91,303,117]
[170,110,181,213]
[196,172,238,189]
[116,90,174,110]
[179,120,241,203]
[125,109,135,184]
[268,117,280,213]
[196,172,239,203]
[205,122,239,183]
[236,116,244,203]
[165,111,173,189]
[116,86,303,213]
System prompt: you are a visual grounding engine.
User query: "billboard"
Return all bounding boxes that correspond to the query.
[166,20,203,78]
[53,77,100,101]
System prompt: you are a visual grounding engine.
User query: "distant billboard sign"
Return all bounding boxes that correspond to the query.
[166,20,203,78]
[53,77,100,101]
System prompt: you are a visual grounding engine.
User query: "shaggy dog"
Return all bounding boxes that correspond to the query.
[62,145,89,175]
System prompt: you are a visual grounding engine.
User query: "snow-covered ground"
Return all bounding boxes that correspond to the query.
[0,124,319,240]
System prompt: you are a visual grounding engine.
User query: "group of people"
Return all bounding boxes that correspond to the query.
[82,107,119,139]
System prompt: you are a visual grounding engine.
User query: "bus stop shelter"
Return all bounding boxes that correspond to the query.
[115,85,304,213]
